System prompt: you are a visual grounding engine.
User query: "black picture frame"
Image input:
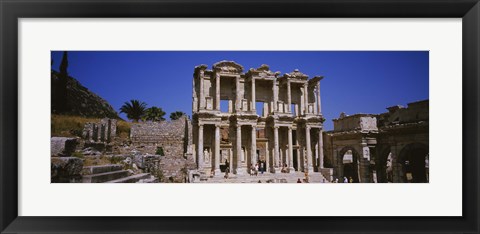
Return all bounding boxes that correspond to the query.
[1,0,479,233]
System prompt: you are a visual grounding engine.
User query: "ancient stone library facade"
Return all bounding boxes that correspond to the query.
[192,61,326,176]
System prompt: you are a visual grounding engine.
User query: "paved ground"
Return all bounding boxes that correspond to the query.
[194,171,329,183]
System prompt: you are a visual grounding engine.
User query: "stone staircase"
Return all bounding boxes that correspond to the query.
[82,164,157,183]
[193,171,329,183]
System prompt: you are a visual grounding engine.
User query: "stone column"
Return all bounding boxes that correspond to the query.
[251,78,256,112]
[295,130,300,171]
[305,125,313,173]
[236,124,244,174]
[272,80,277,112]
[229,148,233,172]
[318,128,324,168]
[273,126,280,172]
[197,124,204,170]
[265,141,270,173]
[235,75,240,112]
[304,83,309,114]
[288,126,295,173]
[287,81,291,113]
[251,125,257,166]
[317,82,322,115]
[199,74,204,110]
[192,77,197,112]
[216,73,220,111]
[214,124,221,175]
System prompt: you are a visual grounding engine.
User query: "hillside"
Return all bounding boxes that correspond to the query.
[51,70,120,119]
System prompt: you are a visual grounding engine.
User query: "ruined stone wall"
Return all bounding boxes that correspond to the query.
[130,116,191,156]
[322,132,334,168]
[158,155,196,182]
[381,100,429,126]
[82,118,117,143]
[333,115,378,132]
[130,116,194,182]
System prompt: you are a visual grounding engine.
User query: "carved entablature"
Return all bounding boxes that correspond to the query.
[309,76,324,85]
[283,69,309,80]
[193,64,208,77]
[246,64,280,79]
[212,61,244,74]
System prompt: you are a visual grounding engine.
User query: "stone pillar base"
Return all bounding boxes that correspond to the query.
[235,167,247,175]
[306,167,314,173]
[214,169,221,176]
[289,167,295,173]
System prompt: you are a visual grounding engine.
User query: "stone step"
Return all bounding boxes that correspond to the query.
[137,175,158,183]
[105,173,151,183]
[82,164,123,175]
[82,170,129,183]
[196,172,329,183]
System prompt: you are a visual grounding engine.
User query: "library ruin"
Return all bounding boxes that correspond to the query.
[192,61,327,177]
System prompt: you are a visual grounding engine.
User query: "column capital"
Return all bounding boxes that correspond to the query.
[199,123,204,127]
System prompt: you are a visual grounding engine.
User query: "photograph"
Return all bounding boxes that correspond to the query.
[50,51,429,184]
[2,0,477,232]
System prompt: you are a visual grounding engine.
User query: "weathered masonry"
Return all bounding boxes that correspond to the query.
[323,100,429,183]
[192,61,326,176]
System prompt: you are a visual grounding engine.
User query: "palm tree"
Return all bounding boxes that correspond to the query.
[144,106,166,122]
[119,100,147,122]
[170,111,186,120]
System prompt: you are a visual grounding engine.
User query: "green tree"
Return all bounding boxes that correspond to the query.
[119,100,147,122]
[144,106,166,122]
[59,51,69,75]
[55,51,69,113]
[170,111,186,120]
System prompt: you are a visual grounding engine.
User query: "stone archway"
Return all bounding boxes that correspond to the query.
[338,146,361,183]
[376,146,393,183]
[398,143,429,183]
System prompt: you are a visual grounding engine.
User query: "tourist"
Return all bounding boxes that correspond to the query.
[260,162,264,174]
[224,167,229,179]
[343,177,348,183]
[254,164,259,176]
[349,177,353,183]
[225,159,230,169]
[249,164,254,176]
[297,178,302,183]
[304,171,309,183]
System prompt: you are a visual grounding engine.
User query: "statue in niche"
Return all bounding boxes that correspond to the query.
[241,147,245,162]
[204,148,210,163]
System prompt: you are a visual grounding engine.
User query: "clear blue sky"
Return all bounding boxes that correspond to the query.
[51,51,428,130]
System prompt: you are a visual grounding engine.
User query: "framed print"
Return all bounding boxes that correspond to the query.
[1,0,479,233]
